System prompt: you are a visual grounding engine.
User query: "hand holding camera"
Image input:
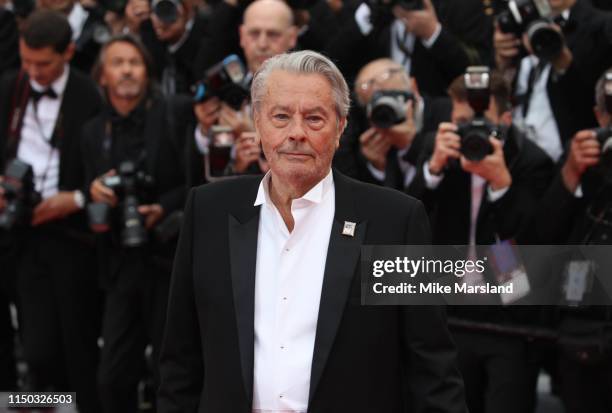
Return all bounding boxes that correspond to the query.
[392,0,439,40]
[137,203,164,229]
[218,102,254,137]
[234,132,262,174]
[360,127,392,172]
[194,97,221,135]
[561,130,601,192]
[460,137,512,190]
[125,0,150,33]
[494,23,522,71]
[91,169,119,207]
[428,122,461,175]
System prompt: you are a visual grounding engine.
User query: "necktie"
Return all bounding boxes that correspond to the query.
[30,88,58,103]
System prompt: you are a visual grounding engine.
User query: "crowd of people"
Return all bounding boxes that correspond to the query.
[1,0,612,412]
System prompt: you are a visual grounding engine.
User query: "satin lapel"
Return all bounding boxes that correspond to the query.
[308,170,367,404]
[228,200,261,406]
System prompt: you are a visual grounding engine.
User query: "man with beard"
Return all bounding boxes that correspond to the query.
[81,34,185,413]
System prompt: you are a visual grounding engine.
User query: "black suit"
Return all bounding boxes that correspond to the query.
[333,96,451,190]
[0,69,102,409]
[0,8,19,75]
[324,0,492,96]
[71,6,107,74]
[158,170,467,413]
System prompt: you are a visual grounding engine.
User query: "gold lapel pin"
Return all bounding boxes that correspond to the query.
[342,221,356,237]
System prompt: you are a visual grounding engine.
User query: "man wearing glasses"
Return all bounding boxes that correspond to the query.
[334,58,451,191]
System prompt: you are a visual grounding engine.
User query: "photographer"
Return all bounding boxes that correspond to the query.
[534,69,612,413]
[407,68,554,413]
[334,58,451,190]
[494,0,612,163]
[324,0,492,96]
[82,34,185,413]
[186,0,295,186]
[140,0,209,95]
[0,10,102,409]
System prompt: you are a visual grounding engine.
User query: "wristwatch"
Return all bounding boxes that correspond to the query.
[73,190,85,209]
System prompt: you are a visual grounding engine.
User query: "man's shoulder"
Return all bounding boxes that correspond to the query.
[336,171,424,216]
[191,175,263,207]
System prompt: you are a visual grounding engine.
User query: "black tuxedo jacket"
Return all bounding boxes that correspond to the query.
[159,170,467,413]
[0,69,102,232]
[324,0,491,96]
[0,8,19,74]
[333,96,452,190]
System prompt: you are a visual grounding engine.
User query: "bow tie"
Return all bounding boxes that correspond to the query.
[30,88,58,103]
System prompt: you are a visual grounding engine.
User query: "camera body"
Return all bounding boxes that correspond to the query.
[192,55,249,111]
[88,161,154,248]
[497,0,564,61]
[0,160,40,231]
[367,90,414,129]
[456,67,498,162]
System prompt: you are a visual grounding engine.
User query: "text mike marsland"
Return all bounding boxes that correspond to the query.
[372,281,514,295]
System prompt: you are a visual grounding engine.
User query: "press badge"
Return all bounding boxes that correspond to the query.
[488,240,531,305]
[562,260,595,306]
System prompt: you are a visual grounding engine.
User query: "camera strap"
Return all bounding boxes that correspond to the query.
[519,59,547,117]
[5,70,30,162]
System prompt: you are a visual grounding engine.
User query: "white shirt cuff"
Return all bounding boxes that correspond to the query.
[487,185,510,202]
[421,22,442,49]
[194,126,210,155]
[367,162,386,181]
[423,161,443,189]
[355,3,373,36]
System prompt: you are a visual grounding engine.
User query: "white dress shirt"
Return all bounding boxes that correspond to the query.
[252,170,335,413]
[513,56,563,162]
[17,65,70,199]
[68,2,89,41]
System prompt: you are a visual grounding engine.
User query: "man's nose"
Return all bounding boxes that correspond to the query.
[287,118,308,141]
[256,32,269,50]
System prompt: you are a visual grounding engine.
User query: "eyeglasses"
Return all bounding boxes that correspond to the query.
[357,67,409,93]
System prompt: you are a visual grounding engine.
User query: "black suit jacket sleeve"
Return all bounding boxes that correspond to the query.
[158,188,203,413]
[0,9,19,74]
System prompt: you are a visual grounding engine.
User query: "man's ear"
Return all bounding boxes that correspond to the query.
[63,42,76,63]
[500,110,513,126]
[239,24,246,48]
[287,26,298,50]
[336,117,347,149]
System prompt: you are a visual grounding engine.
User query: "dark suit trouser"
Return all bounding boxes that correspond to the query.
[16,229,102,413]
[452,330,539,413]
[97,249,170,413]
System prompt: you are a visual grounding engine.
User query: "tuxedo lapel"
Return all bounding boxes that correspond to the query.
[308,170,368,404]
[228,180,261,407]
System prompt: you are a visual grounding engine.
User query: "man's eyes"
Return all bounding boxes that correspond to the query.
[273,113,290,121]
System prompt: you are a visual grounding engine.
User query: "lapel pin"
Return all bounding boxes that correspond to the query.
[342,221,356,237]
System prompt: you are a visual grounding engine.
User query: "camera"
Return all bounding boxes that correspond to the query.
[192,55,250,111]
[456,67,498,162]
[0,160,41,231]
[497,0,564,61]
[152,0,181,24]
[367,90,414,129]
[87,161,154,248]
[592,71,612,175]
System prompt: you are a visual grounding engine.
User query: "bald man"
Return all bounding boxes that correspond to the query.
[186,0,298,186]
[334,58,451,191]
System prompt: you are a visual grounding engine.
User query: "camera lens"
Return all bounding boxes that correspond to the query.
[461,129,493,161]
[527,21,563,61]
[370,104,400,129]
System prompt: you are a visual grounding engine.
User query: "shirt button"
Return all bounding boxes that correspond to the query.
[285,248,290,252]
[280,345,285,349]
[282,297,288,301]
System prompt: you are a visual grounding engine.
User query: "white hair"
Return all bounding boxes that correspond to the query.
[251,50,350,119]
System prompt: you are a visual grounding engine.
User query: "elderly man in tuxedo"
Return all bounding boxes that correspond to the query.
[158,50,467,413]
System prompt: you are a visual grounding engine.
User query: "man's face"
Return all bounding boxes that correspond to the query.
[239,4,297,73]
[100,41,148,100]
[254,70,346,187]
[20,40,73,87]
[151,3,188,44]
[36,0,74,13]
